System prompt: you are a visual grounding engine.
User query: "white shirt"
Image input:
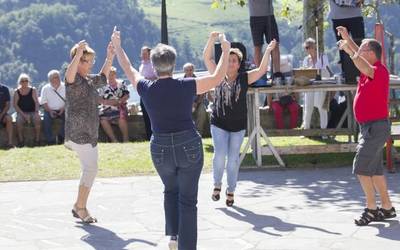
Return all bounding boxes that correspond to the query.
[40,83,66,110]
[303,54,330,78]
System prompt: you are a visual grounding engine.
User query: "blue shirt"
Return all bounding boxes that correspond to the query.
[137,77,197,133]
[0,84,10,113]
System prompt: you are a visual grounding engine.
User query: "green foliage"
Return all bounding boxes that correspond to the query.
[0,0,161,86]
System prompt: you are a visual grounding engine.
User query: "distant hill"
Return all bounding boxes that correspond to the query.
[0,0,399,88]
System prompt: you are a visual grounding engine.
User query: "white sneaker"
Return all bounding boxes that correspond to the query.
[168,239,178,250]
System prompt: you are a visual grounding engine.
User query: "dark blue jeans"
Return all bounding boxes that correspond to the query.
[43,111,65,144]
[150,128,203,250]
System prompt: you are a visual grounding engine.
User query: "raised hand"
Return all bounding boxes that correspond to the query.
[107,41,115,58]
[337,39,353,55]
[266,39,277,53]
[111,26,121,49]
[336,26,350,40]
[76,40,87,59]
[209,31,220,41]
[219,33,231,52]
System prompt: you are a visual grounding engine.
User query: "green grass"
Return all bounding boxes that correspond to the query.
[0,136,369,182]
[138,0,251,53]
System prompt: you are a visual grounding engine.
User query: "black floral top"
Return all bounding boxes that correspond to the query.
[65,73,107,146]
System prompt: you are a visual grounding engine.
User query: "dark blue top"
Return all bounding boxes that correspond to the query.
[137,77,197,133]
[0,84,11,113]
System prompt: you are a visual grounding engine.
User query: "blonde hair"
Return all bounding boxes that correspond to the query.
[303,38,316,49]
[17,73,31,86]
[229,48,243,63]
[70,43,95,59]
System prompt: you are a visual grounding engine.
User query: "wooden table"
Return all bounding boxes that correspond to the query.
[240,78,400,168]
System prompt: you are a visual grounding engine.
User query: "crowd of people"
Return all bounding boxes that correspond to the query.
[0,1,397,249]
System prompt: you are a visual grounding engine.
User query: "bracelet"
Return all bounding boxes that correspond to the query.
[350,52,359,60]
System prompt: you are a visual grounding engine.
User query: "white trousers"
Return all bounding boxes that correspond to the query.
[303,91,328,129]
[65,140,98,188]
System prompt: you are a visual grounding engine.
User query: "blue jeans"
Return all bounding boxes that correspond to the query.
[211,125,246,193]
[43,111,65,144]
[150,128,203,250]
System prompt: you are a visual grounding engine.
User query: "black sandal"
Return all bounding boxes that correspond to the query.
[226,191,234,207]
[354,208,383,226]
[211,187,221,201]
[379,207,397,219]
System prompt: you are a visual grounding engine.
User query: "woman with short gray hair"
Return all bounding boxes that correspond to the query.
[112,28,230,250]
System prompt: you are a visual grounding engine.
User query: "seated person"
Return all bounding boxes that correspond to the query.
[99,67,130,142]
[40,70,66,145]
[0,82,14,148]
[302,38,331,135]
[268,86,299,129]
[13,73,41,146]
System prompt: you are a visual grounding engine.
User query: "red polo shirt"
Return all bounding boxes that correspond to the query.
[353,61,389,124]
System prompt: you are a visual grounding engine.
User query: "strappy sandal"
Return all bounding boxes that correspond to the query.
[354,208,383,226]
[379,207,397,219]
[211,187,221,201]
[226,191,234,207]
[72,206,98,224]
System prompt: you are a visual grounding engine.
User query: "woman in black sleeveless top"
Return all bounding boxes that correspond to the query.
[13,73,41,146]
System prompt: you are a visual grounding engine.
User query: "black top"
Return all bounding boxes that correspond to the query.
[17,88,35,112]
[211,72,249,132]
[0,84,10,113]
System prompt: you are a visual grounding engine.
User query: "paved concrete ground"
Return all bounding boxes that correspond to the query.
[0,166,399,250]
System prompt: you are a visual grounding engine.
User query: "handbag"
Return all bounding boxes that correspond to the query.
[279,95,293,106]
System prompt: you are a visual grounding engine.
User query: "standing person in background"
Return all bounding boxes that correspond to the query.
[184,63,209,137]
[329,0,365,83]
[99,66,130,143]
[337,26,396,226]
[204,31,276,207]
[248,0,283,81]
[41,70,66,145]
[64,40,114,224]
[13,73,41,147]
[139,46,157,140]
[302,38,330,136]
[112,27,230,250]
[0,83,14,148]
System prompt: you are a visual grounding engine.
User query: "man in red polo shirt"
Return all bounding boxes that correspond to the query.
[337,26,396,226]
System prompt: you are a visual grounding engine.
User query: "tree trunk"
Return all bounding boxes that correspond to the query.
[303,0,324,53]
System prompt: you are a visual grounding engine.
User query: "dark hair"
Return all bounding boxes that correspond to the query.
[364,39,382,60]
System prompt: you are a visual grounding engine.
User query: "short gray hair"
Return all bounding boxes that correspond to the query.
[151,43,176,76]
[47,70,60,81]
[183,62,194,71]
[363,38,382,60]
[303,38,316,48]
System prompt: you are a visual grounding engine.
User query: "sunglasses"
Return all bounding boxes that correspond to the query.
[20,79,29,83]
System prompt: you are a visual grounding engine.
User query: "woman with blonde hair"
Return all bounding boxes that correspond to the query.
[13,73,41,147]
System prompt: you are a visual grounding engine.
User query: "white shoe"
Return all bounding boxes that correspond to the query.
[168,239,178,250]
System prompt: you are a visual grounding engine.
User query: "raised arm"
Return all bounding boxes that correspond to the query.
[65,40,86,84]
[337,39,375,79]
[203,31,220,74]
[247,39,277,84]
[196,34,230,94]
[337,26,359,55]
[100,42,115,77]
[111,28,141,89]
